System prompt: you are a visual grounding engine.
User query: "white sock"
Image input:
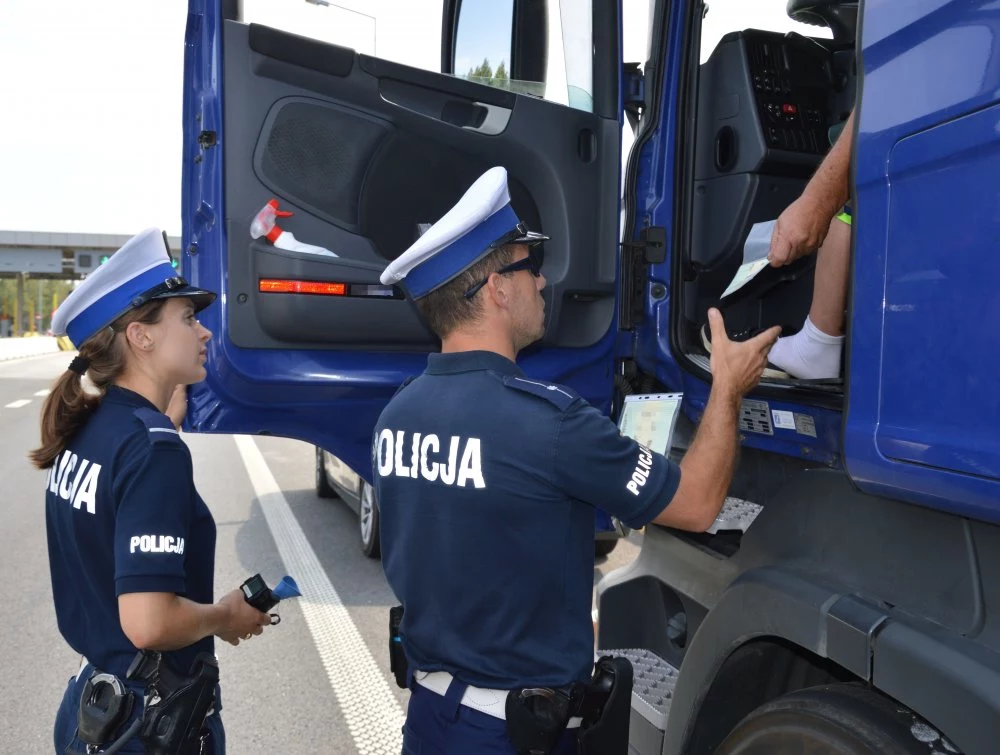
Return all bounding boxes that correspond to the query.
[767,317,844,380]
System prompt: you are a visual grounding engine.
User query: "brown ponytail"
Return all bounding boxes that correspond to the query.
[30,300,167,469]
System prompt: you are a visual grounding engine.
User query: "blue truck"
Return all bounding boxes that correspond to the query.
[181,0,999,751]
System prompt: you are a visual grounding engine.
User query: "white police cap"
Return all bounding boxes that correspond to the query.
[380,166,548,299]
[51,228,216,347]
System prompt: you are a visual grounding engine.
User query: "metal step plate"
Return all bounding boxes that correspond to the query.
[604,648,679,732]
[707,496,763,534]
[687,352,712,373]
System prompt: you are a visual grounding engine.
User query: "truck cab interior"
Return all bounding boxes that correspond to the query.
[674,0,858,396]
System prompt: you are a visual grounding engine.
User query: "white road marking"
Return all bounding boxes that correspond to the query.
[34,390,50,397]
[5,400,31,409]
[234,435,404,754]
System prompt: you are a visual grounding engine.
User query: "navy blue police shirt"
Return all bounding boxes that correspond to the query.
[374,351,681,689]
[45,386,217,679]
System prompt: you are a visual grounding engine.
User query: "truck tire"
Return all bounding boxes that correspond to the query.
[315,447,337,499]
[715,683,939,755]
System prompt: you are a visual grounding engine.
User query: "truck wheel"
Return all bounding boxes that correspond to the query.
[359,481,381,559]
[595,539,618,559]
[716,683,940,755]
[315,447,337,499]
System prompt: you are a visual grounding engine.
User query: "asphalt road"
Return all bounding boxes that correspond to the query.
[0,352,641,753]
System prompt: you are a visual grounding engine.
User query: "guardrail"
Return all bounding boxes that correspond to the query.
[0,336,67,362]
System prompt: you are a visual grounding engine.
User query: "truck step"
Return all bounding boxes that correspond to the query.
[603,648,679,732]
[708,497,763,534]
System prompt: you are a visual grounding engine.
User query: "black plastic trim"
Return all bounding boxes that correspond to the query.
[222,0,241,22]
[248,23,355,78]
[873,621,1000,755]
[441,0,461,74]
[667,0,703,359]
[825,594,887,679]
[511,0,547,85]
[358,54,516,108]
[591,0,620,120]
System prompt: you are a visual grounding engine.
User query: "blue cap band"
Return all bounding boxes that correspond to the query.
[67,261,177,346]
[403,204,519,299]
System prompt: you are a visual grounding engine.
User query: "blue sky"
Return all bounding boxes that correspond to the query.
[454,0,513,77]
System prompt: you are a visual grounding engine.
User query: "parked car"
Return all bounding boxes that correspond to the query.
[315,447,380,558]
[316,447,621,559]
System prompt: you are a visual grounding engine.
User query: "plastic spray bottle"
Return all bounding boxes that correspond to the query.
[250,199,338,258]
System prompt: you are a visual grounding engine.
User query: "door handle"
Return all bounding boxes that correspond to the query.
[441,100,511,135]
[441,100,487,128]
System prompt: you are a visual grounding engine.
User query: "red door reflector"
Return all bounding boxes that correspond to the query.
[259,279,347,296]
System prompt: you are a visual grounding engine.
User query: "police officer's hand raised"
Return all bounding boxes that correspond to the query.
[649,310,779,532]
[215,589,272,646]
[707,308,781,398]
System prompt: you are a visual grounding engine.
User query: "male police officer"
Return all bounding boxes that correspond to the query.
[374,167,780,754]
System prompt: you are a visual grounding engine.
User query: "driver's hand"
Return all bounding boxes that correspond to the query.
[768,195,833,267]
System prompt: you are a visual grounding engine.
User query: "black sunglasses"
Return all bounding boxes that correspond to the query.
[464,246,545,299]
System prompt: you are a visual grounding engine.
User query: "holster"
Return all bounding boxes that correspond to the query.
[127,650,219,755]
[76,671,136,748]
[389,605,409,689]
[504,655,634,755]
[505,686,576,755]
[577,655,633,755]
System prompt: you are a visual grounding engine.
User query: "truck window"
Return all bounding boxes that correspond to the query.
[239,0,443,72]
[452,0,595,112]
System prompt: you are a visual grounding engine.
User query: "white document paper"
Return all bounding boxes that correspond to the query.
[721,219,776,299]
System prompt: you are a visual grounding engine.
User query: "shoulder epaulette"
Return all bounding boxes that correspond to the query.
[502,375,581,411]
[133,407,183,445]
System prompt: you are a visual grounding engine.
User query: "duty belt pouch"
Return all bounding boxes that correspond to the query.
[128,650,219,755]
[504,687,574,755]
[578,655,634,755]
[389,605,409,689]
[76,672,136,748]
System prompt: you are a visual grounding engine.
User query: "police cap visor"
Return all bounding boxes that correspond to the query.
[129,276,217,313]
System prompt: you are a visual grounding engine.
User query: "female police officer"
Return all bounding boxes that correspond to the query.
[31,228,271,753]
